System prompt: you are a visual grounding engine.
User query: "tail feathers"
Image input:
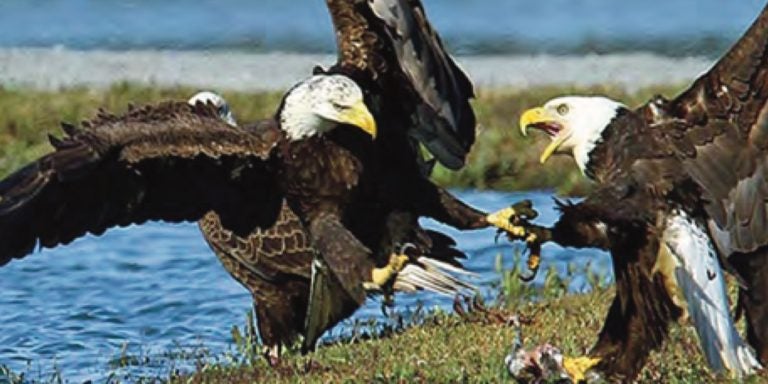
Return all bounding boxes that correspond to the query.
[676,262,762,377]
[392,256,475,296]
[664,212,762,377]
[419,256,478,277]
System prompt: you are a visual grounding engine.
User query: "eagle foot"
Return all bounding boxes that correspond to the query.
[487,200,538,236]
[263,344,281,367]
[369,253,410,289]
[519,237,542,282]
[562,356,601,383]
[488,202,547,282]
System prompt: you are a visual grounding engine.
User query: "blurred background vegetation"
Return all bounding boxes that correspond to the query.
[0,82,686,196]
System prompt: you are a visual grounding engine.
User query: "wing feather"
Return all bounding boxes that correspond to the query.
[662,4,768,253]
[199,200,314,281]
[326,0,476,169]
[0,101,283,266]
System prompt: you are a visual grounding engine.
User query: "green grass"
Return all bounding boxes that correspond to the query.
[178,259,765,383]
[0,82,687,194]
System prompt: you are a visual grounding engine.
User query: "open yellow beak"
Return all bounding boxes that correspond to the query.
[539,134,568,164]
[338,100,377,139]
[519,107,566,164]
[519,107,547,137]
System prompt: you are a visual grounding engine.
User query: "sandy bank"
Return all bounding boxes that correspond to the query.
[0,48,712,92]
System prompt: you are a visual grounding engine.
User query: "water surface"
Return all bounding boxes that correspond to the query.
[0,0,764,56]
[0,190,610,381]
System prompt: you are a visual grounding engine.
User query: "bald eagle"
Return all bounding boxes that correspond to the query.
[515,3,768,381]
[0,0,522,364]
[195,0,525,360]
[193,92,476,363]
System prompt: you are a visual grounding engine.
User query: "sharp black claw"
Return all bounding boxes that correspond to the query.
[519,241,542,282]
[519,269,538,282]
[396,242,417,256]
[494,228,504,244]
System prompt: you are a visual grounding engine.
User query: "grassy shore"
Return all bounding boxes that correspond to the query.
[179,265,765,383]
[0,82,687,194]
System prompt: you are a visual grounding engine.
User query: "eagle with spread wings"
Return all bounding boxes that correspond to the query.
[0,0,522,365]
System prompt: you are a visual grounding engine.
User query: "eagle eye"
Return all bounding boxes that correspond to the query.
[333,102,350,110]
[556,104,570,116]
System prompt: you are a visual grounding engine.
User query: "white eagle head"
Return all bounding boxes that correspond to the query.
[279,74,376,141]
[519,96,626,174]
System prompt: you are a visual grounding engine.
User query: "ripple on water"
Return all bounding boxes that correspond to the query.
[0,190,610,381]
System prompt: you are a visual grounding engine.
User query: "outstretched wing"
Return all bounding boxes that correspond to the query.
[0,101,284,266]
[326,0,476,169]
[663,3,768,253]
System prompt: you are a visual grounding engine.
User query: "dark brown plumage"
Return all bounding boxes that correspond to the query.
[517,3,768,380]
[0,101,284,267]
[326,0,476,170]
[198,0,495,360]
[0,0,502,365]
[0,87,476,358]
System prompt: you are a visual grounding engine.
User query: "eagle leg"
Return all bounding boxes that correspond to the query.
[519,235,542,282]
[262,344,281,367]
[366,243,476,296]
[369,253,410,288]
[731,248,768,364]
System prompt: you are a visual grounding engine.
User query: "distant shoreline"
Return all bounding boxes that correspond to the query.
[0,48,712,93]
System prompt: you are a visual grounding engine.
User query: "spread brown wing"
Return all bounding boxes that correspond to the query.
[661,4,768,253]
[326,0,476,169]
[0,101,284,266]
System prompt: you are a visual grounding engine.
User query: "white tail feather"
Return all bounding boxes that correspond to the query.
[400,265,459,295]
[419,257,479,277]
[664,212,762,377]
[393,256,476,296]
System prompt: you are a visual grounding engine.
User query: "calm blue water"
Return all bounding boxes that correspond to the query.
[0,190,610,382]
[0,0,764,56]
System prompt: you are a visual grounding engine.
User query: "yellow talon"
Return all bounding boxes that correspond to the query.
[487,206,516,226]
[525,234,540,271]
[562,356,601,383]
[527,252,540,271]
[370,253,409,288]
[487,207,528,236]
[389,253,409,272]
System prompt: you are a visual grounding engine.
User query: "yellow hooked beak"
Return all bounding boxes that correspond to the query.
[519,107,567,164]
[338,100,377,139]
